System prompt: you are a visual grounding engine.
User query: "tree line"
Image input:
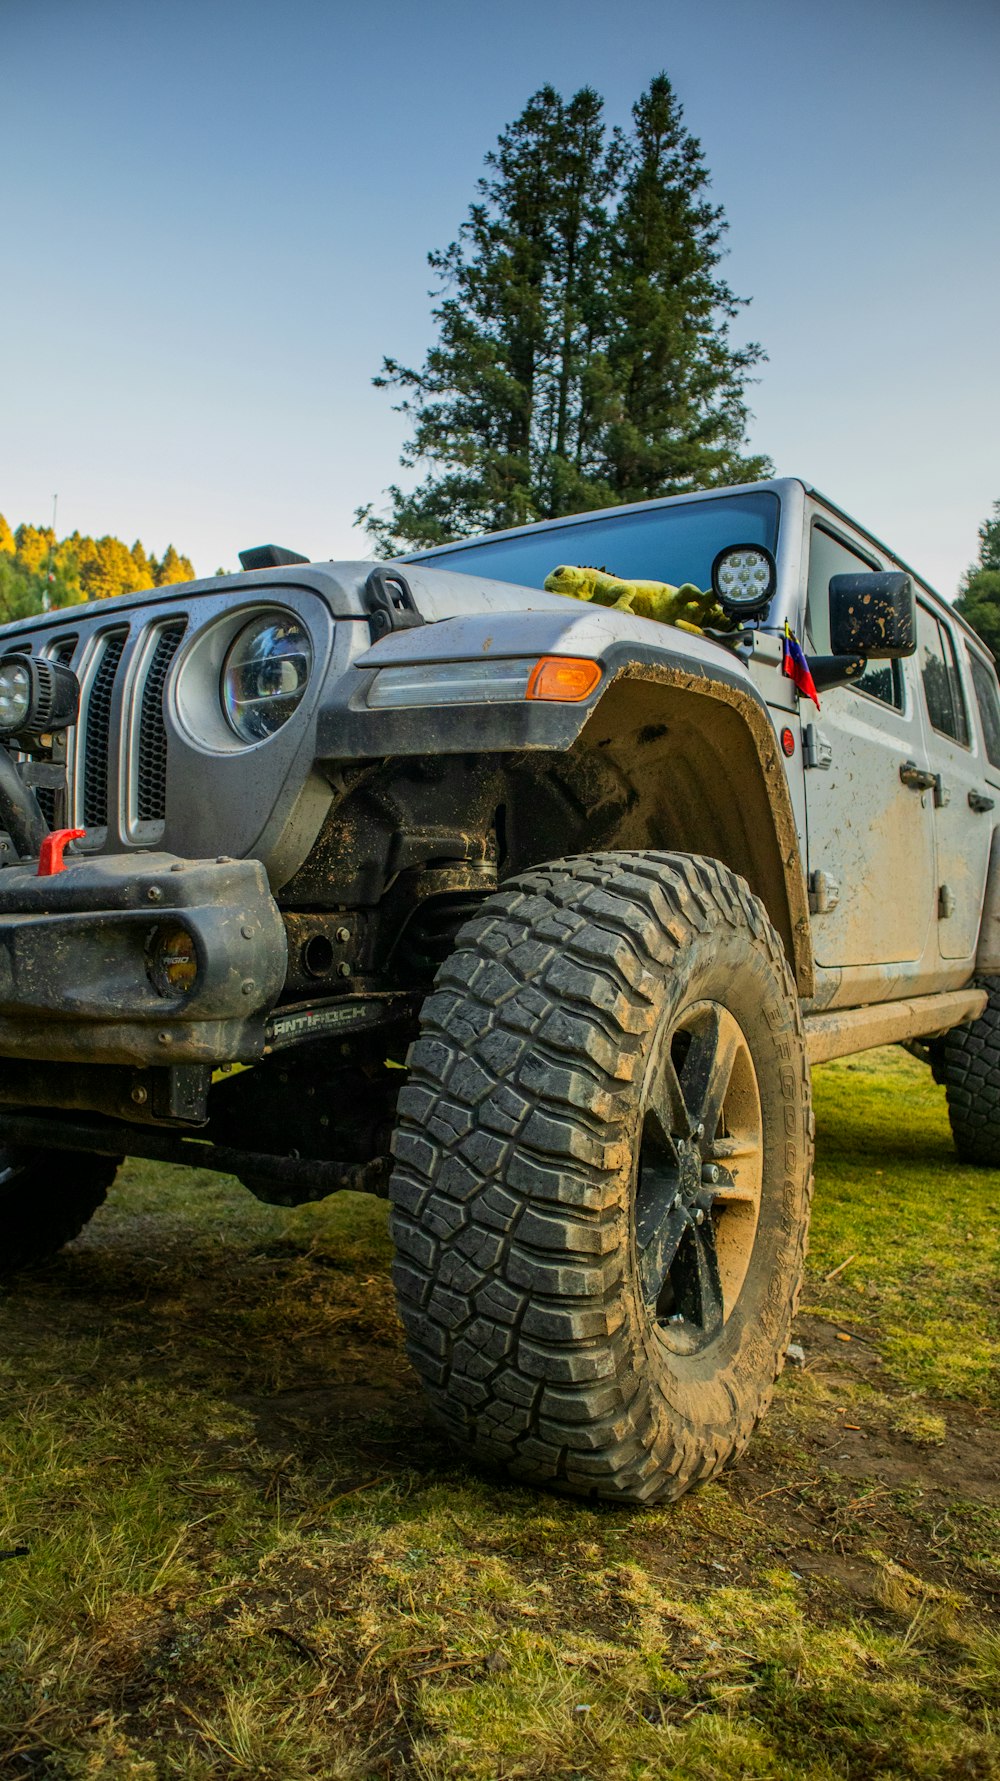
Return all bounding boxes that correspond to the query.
[0,515,195,624]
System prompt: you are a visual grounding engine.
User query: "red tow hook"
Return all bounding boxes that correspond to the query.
[37,827,86,877]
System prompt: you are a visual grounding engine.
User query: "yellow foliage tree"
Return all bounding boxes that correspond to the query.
[14,524,56,575]
[130,540,154,587]
[152,544,195,586]
[77,536,148,602]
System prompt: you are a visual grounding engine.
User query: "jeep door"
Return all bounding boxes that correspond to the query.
[915,603,994,962]
[802,518,937,976]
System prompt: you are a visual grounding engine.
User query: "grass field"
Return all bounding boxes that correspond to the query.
[0,1047,997,1779]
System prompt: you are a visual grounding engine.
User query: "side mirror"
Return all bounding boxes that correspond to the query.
[829,571,915,659]
[809,654,868,693]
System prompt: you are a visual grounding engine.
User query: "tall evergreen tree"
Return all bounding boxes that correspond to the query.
[595,75,770,500]
[359,76,769,554]
[956,499,1000,655]
[358,86,617,553]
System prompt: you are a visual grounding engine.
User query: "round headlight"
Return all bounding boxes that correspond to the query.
[711,544,777,618]
[0,659,32,735]
[221,615,313,743]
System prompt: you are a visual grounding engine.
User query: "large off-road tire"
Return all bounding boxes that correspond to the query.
[389,851,814,1504]
[0,1150,119,1277]
[940,978,1000,1165]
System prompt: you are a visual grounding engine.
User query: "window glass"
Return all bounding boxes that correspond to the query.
[918,605,970,745]
[409,491,780,597]
[805,524,902,708]
[969,651,1000,769]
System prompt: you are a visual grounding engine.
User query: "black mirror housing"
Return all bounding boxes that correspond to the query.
[828,571,915,659]
[809,654,869,693]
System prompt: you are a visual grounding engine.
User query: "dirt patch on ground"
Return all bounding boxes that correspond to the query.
[15,1218,993,1625]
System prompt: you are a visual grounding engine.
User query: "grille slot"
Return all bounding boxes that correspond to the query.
[136,620,186,823]
[82,632,127,827]
[35,639,77,828]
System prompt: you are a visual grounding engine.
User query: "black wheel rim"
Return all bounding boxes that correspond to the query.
[634,1000,763,1356]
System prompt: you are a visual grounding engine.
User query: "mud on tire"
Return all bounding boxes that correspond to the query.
[0,1151,120,1276]
[389,851,814,1504]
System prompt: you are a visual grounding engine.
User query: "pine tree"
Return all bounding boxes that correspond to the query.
[972,501,1000,575]
[359,76,768,554]
[358,86,608,553]
[956,499,1000,655]
[595,75,770,500]
[530,88,622,518]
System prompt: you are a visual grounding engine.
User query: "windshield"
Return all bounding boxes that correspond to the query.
[410,490,780,594]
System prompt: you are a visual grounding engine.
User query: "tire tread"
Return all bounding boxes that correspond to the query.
[389,851,812,1503]
[941,977,1000,1164]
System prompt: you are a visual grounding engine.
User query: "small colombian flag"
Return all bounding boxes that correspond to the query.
[783,622,820,710]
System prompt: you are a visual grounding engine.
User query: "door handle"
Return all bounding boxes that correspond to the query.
[899,760,936,792]
[969,790,996,813]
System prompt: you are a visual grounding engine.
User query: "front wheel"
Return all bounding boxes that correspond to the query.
[0,1150,120,1277]
[389,851,814,1504]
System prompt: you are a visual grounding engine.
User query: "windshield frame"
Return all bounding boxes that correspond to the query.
[402,479,792,622]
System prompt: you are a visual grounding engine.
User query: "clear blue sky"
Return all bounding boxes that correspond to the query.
[2,0,998,594]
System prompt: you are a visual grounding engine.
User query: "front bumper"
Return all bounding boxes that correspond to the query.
[0,852,286,1066]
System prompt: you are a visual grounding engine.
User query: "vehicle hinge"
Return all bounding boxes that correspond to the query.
[363,568,425,644]
[802,724,833,770]
[938,884,955,920]
[750,629,785,667]
[808,870,840,914]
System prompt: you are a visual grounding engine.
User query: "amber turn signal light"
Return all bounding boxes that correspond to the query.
[525,657,602,702]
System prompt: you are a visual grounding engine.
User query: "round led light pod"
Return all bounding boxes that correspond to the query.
[0,652,79,741]
[0,658,32,735]
[711,543,777,619]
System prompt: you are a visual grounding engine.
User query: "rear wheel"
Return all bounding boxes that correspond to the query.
[0,1150,119,1276]
[939,978,1000,1165]
[389,851,813,1504]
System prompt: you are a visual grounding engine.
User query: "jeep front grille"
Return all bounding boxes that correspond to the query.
[7,611,190,847]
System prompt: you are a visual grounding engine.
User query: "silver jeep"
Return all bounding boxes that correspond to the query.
[0,476,995,1503]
